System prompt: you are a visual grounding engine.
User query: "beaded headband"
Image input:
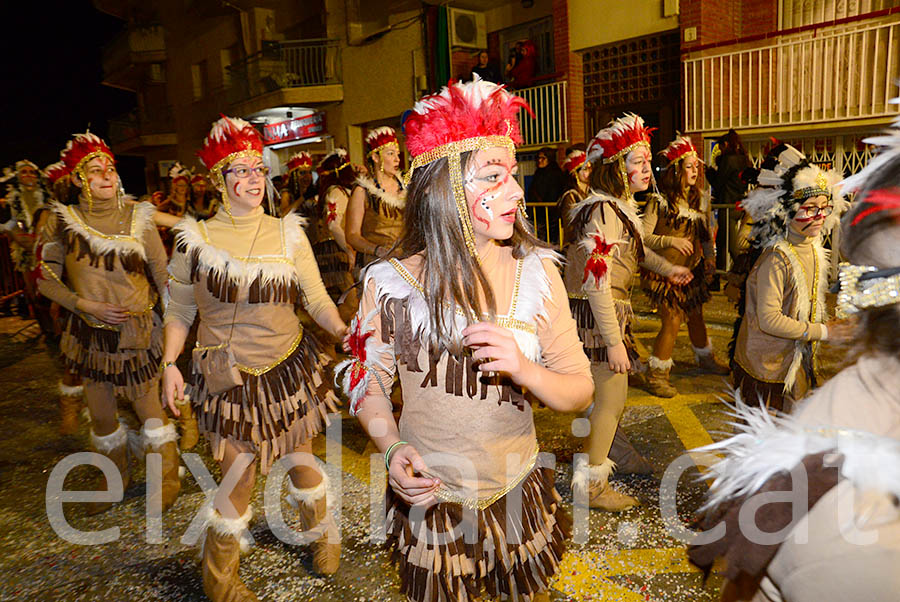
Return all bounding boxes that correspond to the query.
[835,262,900,318]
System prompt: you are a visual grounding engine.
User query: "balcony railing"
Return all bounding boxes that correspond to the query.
[227,39,342,104]
[683,16,900,132]
[108,105,175,146]
[516,80,568,149]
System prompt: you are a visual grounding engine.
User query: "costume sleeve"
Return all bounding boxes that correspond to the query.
[142,221,170,303]
[639,247,677,278]
[536,258,591,378]
[292,227,339,323]
[164,247,197,329]
[36,211,79,312]
[326,188,351,254]
[338,277,396,416]
[756,250,826,341]
[581,207,624,348]
[641,197,675,250]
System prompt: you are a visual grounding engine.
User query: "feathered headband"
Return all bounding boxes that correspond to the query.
[365,127,399,157]
[402,75,531,259]
[586,113,655,165]
[44,161,69,185]
[197,116,263,183]
[286,151,313,173]
[59,131,116,211]
[316,149,351,177]
[662,134,701,164]
[15,160,38,172]
[190,172,207,184]
[741,143,844,247]
[168,161,191,183]
[562,149,587,174]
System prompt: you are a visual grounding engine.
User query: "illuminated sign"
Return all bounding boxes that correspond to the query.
[262,112,326,145]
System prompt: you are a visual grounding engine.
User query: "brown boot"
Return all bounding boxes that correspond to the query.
[646,356,677,398]
[693,343,731,375]
[201,507,258,602]
[175,398,200,451]
[85,424,130,515]
[572,458,639,512]
[58,380,83,435]
[142,421,182,514]
[288,472,341,575]
[608,426,654,475]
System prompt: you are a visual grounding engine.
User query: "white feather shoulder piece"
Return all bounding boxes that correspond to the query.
[52,200,154,260]
[355,176,406,210]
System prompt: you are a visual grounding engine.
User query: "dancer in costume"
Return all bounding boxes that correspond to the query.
[557,145,590,249]
[338,76,593,602]
[37,133,180,514]
[311,149,356,316]
[279,151,316,218]
[641,135,729,398]
[188,171,217,220]
[688,122,900,600]
[1,160,51,323]
[346,126,405,271]
[162,116,347,600]
[730,144,848,412]
[564,114,693,510]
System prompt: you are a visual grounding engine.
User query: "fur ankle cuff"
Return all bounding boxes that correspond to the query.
[648,355,674,371]
[692,342,713,358]
[201,505,253,554]
[286,471,329,509]
[571,457,616,497]
[141,421,178,450]
[59,381,84,396]
[90,423,127,454]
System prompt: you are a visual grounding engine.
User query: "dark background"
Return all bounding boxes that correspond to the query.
[2,2,145,192]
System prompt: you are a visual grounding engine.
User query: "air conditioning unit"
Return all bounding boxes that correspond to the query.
[449,8,486,49]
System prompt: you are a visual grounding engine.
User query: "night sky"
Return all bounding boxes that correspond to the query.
[2,2,144,190]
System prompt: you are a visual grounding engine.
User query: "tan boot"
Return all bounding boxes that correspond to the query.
[693,342,731,375]
[175,398,200,451]
[201,507,258,602]
[608,426,654,475]
[572,458,639,512]
[532,591,551,602]
[646,356,677,398]
[58,380,83,435]
[85,424,130,515]
[288,472,341,575]
[142,421,182,514]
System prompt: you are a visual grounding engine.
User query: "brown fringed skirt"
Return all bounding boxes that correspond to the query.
[59,306,162,399]
[189,329,338,474]
[386,466,571,602]
[569,297,641,365]
[731,358,815,414]
[312,238,353,302]
[641,262,710,316]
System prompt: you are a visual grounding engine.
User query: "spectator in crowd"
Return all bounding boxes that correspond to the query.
[505,39,537,88]
[707,129,750,277]
[470,50,500,83]
[528,147,566,245]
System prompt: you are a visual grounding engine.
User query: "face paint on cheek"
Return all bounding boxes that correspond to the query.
[232,181,241,197]
[466,175,508,228]
[479,198,494,220]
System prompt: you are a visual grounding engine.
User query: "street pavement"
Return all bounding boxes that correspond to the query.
[0,291,848,601]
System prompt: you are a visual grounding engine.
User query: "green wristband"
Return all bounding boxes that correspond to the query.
[384,440,408,471]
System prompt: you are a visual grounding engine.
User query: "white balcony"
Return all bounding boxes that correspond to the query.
[516,80,568,149]
[683,16,900,133]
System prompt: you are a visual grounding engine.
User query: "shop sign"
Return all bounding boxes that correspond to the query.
[262,112,326,145]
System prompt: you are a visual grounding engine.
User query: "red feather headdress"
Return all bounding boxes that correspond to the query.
[60,132,114,176]
[586,113,655,165]
[365,127,399,157]
[562,149,587,174]
[286,151,313,172]
[662,134,700,164]
[190,172,207,184]
[43,161,69,185]
[196,116,263,178]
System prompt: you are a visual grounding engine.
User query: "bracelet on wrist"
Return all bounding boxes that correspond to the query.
[384,440,408,471]
[160,360,176,373]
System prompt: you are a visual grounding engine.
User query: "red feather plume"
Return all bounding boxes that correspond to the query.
[583,234,617,285]
[196,115,263,171]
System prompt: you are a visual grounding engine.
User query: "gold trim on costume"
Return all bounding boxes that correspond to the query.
[432,446,539,510]
[66,204,139,241]
[195,327,304,376]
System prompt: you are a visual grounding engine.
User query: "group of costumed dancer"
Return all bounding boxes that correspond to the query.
[4,71,897,601]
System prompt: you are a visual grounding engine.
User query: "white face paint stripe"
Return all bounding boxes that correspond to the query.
[480,197,494,220]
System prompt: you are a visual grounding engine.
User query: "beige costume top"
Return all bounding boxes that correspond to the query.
[38,200,167,397]
[564,193,674,360]
[166,207,338,471]
[733,229,828,405]
[354,243,590,502]
[353,176,405,266]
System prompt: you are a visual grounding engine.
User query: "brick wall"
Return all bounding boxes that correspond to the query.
[741,0,778,37]
[681,0,741,50]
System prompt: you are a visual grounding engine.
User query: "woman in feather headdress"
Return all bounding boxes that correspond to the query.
[338,76,593,602]
[161,116,348,600]
[689,112,900,602]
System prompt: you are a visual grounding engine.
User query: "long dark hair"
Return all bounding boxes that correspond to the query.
[659,157,705,211]
[397,151,550,352]
[567,160,626,239]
